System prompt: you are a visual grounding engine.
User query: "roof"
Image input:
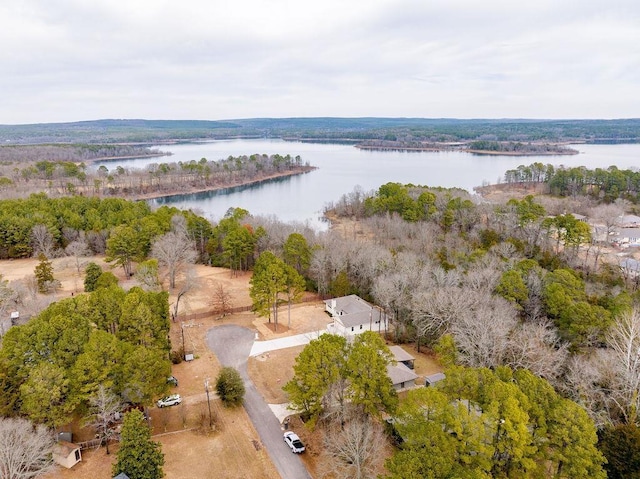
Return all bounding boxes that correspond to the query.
[425,372,446,385]
[113,474,131,479]
[54,441,80,457]
[336,309,383,328]
[617,228,640,240]
[324,295,372,315]
[387,362,418,386]
[620,214,640,225]
[389,345,415,362]
[619,258,640,271]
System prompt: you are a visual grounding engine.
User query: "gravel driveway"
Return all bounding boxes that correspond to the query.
[206,324,312,479]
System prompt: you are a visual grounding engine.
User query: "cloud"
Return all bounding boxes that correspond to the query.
[1,0,639,123]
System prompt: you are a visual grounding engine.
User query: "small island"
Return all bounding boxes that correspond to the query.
[464,140,579,156]
[354,139,578,155]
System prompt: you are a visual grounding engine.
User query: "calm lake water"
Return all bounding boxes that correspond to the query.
[93,140,640,229]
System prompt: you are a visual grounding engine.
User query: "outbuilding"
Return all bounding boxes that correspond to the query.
[53,440,82,469]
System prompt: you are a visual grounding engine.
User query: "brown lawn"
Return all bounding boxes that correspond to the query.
[5,256,442,479]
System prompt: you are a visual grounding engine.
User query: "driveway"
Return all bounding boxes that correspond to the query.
[206,325,312,479]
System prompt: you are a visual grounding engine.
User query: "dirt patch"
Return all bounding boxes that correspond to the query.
[248,346,305,404]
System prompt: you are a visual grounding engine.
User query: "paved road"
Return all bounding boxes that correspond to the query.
[206,325,312,479]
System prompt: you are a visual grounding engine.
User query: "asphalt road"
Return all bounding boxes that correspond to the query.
[206,325,312,479]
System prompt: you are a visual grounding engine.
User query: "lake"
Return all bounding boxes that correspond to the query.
[93,140,640,229]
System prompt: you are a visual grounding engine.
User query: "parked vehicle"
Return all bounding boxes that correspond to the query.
[283,431,305,453]
[167,375,179,387]
[157,394,182,408]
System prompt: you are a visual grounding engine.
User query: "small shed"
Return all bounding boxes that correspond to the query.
[53,440,82,469]
[424,372,446,387]
[113,473,131,479]
[387,346,418,390]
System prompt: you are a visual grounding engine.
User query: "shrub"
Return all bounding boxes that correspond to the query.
[215,367,245,407]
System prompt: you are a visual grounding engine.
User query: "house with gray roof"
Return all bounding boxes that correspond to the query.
[324,295,385,337]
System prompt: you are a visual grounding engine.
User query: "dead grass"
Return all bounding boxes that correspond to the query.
[248,346,305,404]
[7,255,443,479]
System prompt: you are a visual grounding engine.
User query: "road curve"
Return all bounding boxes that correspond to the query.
[206,324,312,479]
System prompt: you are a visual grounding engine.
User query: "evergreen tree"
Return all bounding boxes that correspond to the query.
[600,422,640,479]
[34,253,54,293]
[250,251,288,329]
[113,409,164,479]
[84,262,102,292]
[215,366,245,407]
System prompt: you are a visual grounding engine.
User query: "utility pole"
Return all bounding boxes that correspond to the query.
[181,320,186,360]
[204,378,212,427]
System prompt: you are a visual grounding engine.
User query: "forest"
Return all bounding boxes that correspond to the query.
[2,117,640,144]
[2,174,640,476]
[502,162,640,203]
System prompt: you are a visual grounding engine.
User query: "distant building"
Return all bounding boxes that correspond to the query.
[619,214,640,228]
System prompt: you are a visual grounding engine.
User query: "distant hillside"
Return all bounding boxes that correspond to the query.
[1,117,640,145]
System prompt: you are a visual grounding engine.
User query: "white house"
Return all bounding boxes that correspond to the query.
[387,345,418,390]
[615,228,640,247]
[619,214,640,228]
[324,295,385,336]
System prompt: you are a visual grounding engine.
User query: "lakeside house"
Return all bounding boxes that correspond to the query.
[324,295,386,337]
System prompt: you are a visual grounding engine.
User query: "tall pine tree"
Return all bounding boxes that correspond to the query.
[113,409,164,479]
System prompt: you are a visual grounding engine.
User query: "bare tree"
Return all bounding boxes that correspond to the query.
[30,224,55,258]
[590,203,624,244]
[65,239,91,274]
[210,281,233,317]
[504,321,568,384]
[151,230,198,289]
[0,275,16,323]
[319,414,386,479]
[450,296,517,368]
[0,417,55,479]
[84,385,122,454]
[606,308,640,422]
[171,268,199,321]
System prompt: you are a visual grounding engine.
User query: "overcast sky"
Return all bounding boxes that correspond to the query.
[2,0,639,124]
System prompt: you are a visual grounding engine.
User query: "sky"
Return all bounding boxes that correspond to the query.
[1,0,639,124]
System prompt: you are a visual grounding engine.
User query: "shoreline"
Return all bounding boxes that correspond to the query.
[464,148,579,156]
[128,166,318,201]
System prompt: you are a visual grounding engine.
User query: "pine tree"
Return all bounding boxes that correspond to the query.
[84,262,103,292]
[113,409,164,479]
[34,253,54,293]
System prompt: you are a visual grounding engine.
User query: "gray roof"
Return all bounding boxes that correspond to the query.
[620,214,640,225]
[387,362,418,386]
[425,372,446,385]
[389,345,415,362]
[619,258,640,271]
[113,474,130,479]
[324,295,373,315]
[336,308,383,328]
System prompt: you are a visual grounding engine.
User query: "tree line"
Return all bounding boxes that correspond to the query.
[0,152,312,201]
[503,162,640,203]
